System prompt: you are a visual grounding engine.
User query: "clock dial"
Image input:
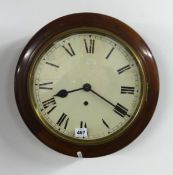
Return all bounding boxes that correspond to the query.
[29,32,143,143]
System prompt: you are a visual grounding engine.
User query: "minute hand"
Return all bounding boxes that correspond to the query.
[90,89,116,108]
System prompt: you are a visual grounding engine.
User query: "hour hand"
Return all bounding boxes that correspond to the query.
[54,87,83,98]
[55,89,68,98]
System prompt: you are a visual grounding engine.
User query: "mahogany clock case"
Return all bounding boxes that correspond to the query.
[14,13,159,157]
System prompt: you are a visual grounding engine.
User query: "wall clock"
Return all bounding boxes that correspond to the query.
[15,13,159,157]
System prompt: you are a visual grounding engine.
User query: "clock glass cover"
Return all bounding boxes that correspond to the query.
[28,29,145,144]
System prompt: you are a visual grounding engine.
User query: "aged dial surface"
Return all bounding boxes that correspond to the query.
[29,32,143,142]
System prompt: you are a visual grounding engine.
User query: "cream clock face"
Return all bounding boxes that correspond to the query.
[29,32,143,143]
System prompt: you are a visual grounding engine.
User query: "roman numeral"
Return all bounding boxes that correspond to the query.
[117,65,131,74]
[56,113,69,129]
[84,39,95,54]
[64,118,69,129]
[121,86,135,94]
[47,106,57,114]
[46,62,59,68]
[80,121,87,128]
[62,43,75,56]
[102,119,110,129]
[105,47,115,59]
[113,103,130,117]
[39,82,53,90]
[57,113,69,127]
[42,97,56,109]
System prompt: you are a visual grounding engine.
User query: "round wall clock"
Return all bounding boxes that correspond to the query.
[15,13,159,157]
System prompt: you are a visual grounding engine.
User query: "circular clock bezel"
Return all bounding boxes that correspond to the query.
[15,13,159,157]
[27,27,147,145]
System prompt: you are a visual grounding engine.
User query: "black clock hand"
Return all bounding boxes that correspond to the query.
[55,87,83,98]
[90,89,116,108]
[54,83,92,98]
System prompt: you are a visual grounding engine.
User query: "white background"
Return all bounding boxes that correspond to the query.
[0,0,172,174]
